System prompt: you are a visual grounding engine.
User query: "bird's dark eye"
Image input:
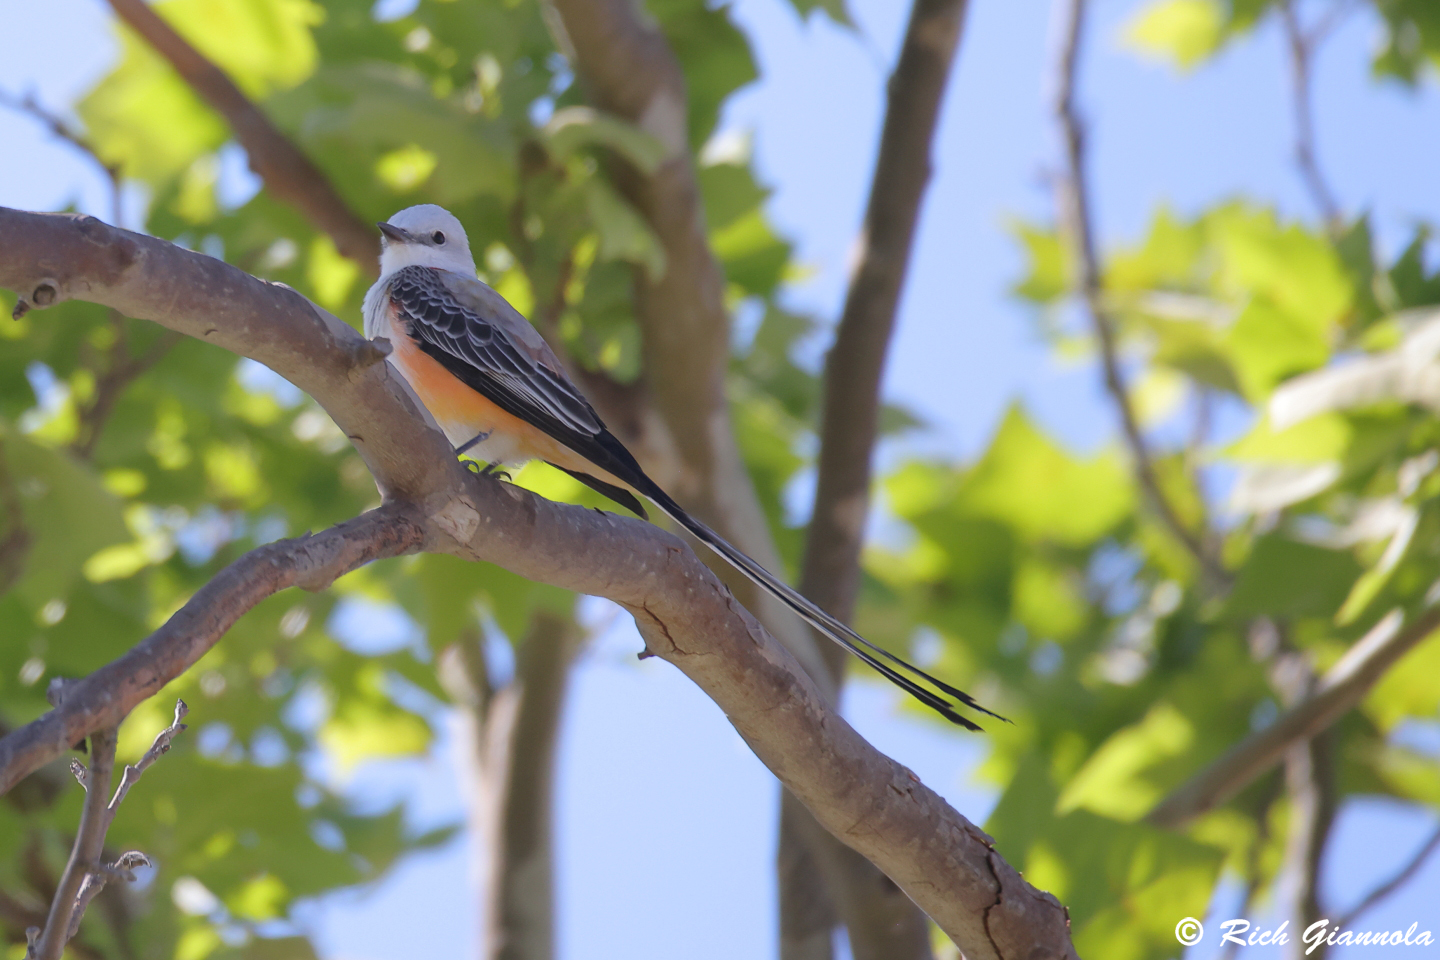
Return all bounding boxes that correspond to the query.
[432,231,446,245]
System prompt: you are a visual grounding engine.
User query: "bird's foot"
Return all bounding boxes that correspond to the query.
[479,462,512,482]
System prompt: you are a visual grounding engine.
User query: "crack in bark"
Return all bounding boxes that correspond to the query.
[982,850,1007,960]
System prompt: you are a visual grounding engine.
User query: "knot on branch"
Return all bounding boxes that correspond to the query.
[350,336,393,373]
[12,280,58,320]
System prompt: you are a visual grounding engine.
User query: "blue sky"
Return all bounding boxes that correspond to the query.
[2,0,1439,957]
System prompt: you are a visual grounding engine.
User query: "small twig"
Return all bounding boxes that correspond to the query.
[0,89,122,226]
[1335,822,1440,929]
[67,853,151,943]
[73,326,183,461]
[1051,0,1227,586]
[1277,0,1343,230]
[0,438,34,595]
[30,729,115,960]
[27,703,187,958]
[105,699,188,829]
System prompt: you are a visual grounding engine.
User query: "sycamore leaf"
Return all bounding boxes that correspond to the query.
[1121,0,1225,72]
[584,178,667,281]
[542,106,669,174]
[960,405,1133,546]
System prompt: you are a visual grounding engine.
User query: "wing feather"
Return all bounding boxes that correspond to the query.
[387,266,605,439]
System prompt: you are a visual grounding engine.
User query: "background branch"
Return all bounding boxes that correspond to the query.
[785,1,971,957]
[1278,0,1343,229]
[0,503,423,795]
[0,208,1078,960]
[1148,607,1440,829]
[546,0,832,691]
[103,0,378,270]
[1336,821,1440,929]
[0,90,122,226]
[30,728,114,960]
[1052,0,1225,585]
[0,440,34,597]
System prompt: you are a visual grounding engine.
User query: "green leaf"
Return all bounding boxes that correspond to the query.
[1225,412,1350,464]
[1121,0,1225,72]
[4,432,129,606]
[584,178,667,281]
[80,0,322,186]
[542,107,668,175]
[959,405,1133,546]
[781,0,853,27]
[1057,702,1195,821]
[79,29,229,185]
[1225,534,1364,621]
[711,208,790,296]
[987,756,1223,960]
[1224,299,1331,400]
[1371,0,1440,85]
[1009,220,1071,306]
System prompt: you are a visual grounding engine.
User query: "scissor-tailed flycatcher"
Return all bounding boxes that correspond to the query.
[364,204,1002,729]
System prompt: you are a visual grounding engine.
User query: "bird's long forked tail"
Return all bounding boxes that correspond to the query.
[638,484,1007,731]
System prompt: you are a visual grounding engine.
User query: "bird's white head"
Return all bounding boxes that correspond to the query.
[376,204,477,277]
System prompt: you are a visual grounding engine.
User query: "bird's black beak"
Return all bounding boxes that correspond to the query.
[377,222,411,243]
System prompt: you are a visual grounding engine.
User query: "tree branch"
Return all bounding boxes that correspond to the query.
[1277,0,1343,229]
[0,89,122,226]
[0,505,423,796]
[1051,0,1225,585]
[802,0,969,658]
[0,207,1077,960]
[1336,821,1440,929]
[1147,607,1440,829]
[73,323,183,461]
[102,0,378,271]
[481,611,577,960]
[28,701,187,959]
[788,1,971,957]
[0,439,34,597]
[29,729,115,960]
[545,0,832,691]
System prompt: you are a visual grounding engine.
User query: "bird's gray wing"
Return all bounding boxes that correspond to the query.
[385,265,604,439]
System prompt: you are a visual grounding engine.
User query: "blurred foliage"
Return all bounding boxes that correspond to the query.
[1,0,1438,958]
[1123,0,1440,84]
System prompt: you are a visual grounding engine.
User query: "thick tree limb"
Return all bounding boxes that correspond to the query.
[787,2,971,957]
[480,612,577,960]
[441,610,579,960]
[0,208,1076,959]
[1148,607,1440,829]
[1051,0,1225,585]
[102,0,378,271]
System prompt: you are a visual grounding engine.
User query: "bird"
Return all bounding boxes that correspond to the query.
[363,203,1004,730]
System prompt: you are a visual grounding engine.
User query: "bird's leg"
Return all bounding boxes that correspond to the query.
[455,430,491,456]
